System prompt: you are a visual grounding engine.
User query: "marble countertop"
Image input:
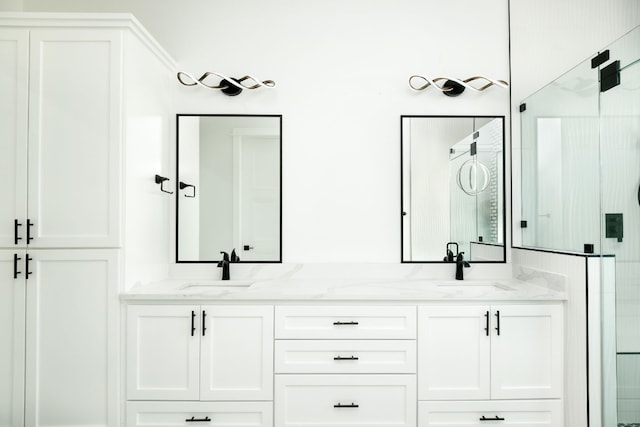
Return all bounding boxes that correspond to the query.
[121,277,566,302]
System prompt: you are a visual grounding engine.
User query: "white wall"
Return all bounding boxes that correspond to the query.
[15,0,511,264]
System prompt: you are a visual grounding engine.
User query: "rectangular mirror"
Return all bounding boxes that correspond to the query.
[176,114,282,262]
[401,116,505,263]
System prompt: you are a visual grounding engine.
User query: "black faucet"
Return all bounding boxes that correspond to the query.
[218,249,240,280]
[218,251,230,280]
[444,242,459,262]
[455,252,471,280]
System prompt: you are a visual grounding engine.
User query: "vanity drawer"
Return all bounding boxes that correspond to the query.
[275,306,416,339]
[418,400,562,427]
[126,401,272,427]
[275,339,416,373]
[275,374,416,427]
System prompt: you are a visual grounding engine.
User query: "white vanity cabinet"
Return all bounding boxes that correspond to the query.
[274,306,417,427]
[418,304,563,400]
[126,304,274,426]
[0,24,122,248]
[1,13,176,427]
[0,248,119,427]
[417,303,564,427]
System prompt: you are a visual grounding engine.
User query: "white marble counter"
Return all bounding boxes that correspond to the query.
[121,277,566,302]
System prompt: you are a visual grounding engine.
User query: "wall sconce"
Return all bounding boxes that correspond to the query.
[409,75,508,97]
[177,71,275,96]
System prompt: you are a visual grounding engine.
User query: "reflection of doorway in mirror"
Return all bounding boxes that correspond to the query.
[233,129,280,261]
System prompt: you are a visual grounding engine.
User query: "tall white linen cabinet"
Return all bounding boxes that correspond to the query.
[0,13,175,427]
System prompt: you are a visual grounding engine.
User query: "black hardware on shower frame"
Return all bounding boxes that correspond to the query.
[519,103,527,113]
[179,181,196,198]
[155,174,173,194]
[605,213,623,242]
[591,50,610,68]
[600,60,621,93]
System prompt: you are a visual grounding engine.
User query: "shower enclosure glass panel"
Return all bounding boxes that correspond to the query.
[520,59,600,252]
[598,27,640,427]
[520,26,640,427]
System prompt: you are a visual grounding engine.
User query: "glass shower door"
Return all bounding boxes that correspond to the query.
[598,26,640,427]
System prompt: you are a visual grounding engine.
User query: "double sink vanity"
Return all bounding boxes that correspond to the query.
[123,278,565,427]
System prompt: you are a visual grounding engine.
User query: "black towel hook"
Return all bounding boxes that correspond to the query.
[155,174,173,194]
[179,181,196,198]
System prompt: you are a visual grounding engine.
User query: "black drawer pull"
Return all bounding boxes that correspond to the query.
[26,219,34,244]
[185,416,211,422]
[334,402,359,408]
[25,255,33,279]
[191,310,196,336]
[494,310,501,336]
[333,355,359,361]
[333,321,359,326]
[13,253,22,278]
[484,310,489,336]
[202,310,207,336]
[480,415,505,421]
[14,219,22,245]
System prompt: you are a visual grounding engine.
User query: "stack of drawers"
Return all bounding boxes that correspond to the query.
[274,306,417,427]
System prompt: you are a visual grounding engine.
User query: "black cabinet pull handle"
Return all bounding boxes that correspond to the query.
[480,415,505,421]
[334,403,359,408]
[26,219,34,244]
[13,254,22,279]
[14,219,22,245]
[333,355,359,361]
[202,310,207,336]
[25,255,33,279]
[333,321,359,326]
[191,310,196,336]
[494,310,500,336]
[185,416,211,422]
[484,310,489,336]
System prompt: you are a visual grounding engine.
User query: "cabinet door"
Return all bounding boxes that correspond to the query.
[27,29,122,248]
[418,400,562,427]
[490,304,563,399]
[200,305,274,401]
[0,29,28,248]
[127,305,200,401]
[0,250,26,427]
[418,306,491,400]
[23,249,119,427]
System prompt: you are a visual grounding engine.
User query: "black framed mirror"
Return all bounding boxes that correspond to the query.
[176,114,282,263]
[401,115,506,263]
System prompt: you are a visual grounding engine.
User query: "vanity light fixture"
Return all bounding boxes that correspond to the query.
[408,75,509,97]
[176,71,275,96]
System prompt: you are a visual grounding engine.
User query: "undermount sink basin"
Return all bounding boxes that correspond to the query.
[436,281,514,291]
[181,280,253,290]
